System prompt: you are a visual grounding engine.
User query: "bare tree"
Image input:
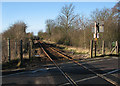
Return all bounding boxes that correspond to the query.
[59,4,78,32]
[45,19,55,38]
[112,1,120,41]
[3,21,27,41]
[2,21,28,62]
[90,6,119,48]
[43,3,119,48]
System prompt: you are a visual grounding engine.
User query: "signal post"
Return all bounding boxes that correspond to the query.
[94,21,104,57]
[94,21,97,57]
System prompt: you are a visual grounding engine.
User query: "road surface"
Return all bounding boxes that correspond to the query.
[2,56,120,86]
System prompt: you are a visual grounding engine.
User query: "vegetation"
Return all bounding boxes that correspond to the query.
[2,21,29,62]
[1,2,119,71]
[1,2,119,63]
[38,2,119,50]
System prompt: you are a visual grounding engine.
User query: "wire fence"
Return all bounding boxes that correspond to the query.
[90,40,119,58]
[2,38,119,63]
[2,39,31,63]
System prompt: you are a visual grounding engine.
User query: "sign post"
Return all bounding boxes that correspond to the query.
[94,22,97,57]
[93,21,104,57]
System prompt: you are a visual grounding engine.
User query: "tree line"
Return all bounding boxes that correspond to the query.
[38,2,119,49]
[1,2,119,50]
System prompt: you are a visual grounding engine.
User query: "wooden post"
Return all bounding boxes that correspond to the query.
[95,40,97,57]
[102,40,105,55]
[84,29,86,49]
[116,41,119,55]
[31,40,33,60]
[29,40,31,59]
[29,39,33,60]
[94,22,97,57]
[20,40,23,65]
[15,40,17,57]
[7,38,11,62]
[90,40,93,58]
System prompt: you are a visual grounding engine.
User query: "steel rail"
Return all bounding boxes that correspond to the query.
[39,42,78,86]
[49,47,118,86]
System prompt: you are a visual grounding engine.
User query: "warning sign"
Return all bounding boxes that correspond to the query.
[94,33,99,38]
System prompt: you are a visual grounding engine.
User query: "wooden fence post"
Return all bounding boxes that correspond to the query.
[102,40,105,55]
[90,40,93,58]
[116,41,119,55]
[31,40,33,59]
[15,40,17,57]
[94,40,97,57]
[29,40,31,59]
[7,38,11,62]
[20,40,23,65]
[29,39,33,60]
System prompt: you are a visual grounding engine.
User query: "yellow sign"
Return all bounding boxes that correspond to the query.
[95,38,97,41]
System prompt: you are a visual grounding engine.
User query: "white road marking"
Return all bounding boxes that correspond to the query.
[60,69,120,85]
[2,57,118,78]
[76,76,98,83]
[103,69,120,75]
[83,58,116,64]
[112,57,118,59]
[43,57,117,67]
[2,66,60,77]
[2,71,29,77]
[31,68,48,73]
[46,67,57,70]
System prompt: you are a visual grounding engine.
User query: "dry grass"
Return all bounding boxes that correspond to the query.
[44,40,89,53]
[64,46,89,54]
[43,40,90,59]
[43,39,56,44]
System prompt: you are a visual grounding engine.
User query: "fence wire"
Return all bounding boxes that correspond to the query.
[2,40,29,63]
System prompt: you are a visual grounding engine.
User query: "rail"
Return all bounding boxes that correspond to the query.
[39,41,118,86]
[49,46,118,86]
[39,42,78,86]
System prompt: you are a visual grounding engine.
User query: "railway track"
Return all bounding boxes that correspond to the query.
[39,41,78,86]
[39,41,118,86]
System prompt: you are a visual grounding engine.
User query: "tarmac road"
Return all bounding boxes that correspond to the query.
[2,56,120,86]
